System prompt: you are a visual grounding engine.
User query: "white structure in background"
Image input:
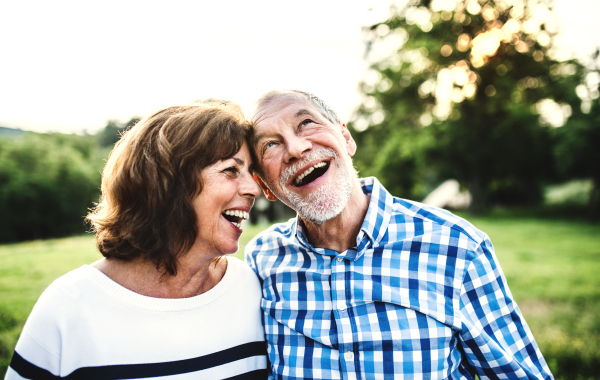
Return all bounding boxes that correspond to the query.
[422,179,471,210]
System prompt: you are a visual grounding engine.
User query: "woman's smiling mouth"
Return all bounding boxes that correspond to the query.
[222,209,249,229]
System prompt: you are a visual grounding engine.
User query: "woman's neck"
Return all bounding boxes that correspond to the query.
[91,254,228,299]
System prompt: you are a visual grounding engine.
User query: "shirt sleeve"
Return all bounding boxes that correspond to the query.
[458,237,553,380]
[6,329,62,379]
[5,279,65,380]
[244,239,259,275]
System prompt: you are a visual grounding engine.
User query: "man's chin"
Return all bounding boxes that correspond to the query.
[299,208,343,225]
[269,148,356,225]
[285,182,351,225]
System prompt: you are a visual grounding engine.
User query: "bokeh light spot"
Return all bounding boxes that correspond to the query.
[466,1,481,15]
[420,113,433,126]
[441,45,453,57]
[496,64,508,75]
[516,41,529,53]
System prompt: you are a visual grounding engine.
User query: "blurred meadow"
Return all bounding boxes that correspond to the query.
[1,0,600,378]
[1,219,599,378]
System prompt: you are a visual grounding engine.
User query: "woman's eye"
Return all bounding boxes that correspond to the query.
[224,167,238,174]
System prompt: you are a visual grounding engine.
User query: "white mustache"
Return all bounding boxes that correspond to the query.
[279,148,337,187]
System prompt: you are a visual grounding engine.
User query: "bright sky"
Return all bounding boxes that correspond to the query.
[0,0,598,134]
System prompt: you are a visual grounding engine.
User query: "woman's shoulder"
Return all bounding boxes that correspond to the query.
[226,256,260,280]
[34,266,96,306]
[23,266,98,325]
[16,266,99,357]
[221,256,262,297]
[226,256,258,276]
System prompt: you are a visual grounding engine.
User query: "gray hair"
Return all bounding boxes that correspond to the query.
[253,89,342,125]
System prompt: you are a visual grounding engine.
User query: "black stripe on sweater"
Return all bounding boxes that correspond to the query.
[10,341,267,379]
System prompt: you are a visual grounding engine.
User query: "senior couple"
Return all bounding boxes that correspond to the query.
[7,90,553,380]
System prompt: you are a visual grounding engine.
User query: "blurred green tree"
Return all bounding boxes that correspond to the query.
[0,134,101,242]
[553,54,600,219]
[97,117,139,147]
[351,0,582,213]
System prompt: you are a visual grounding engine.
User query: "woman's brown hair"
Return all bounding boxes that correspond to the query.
[86,102,250,276]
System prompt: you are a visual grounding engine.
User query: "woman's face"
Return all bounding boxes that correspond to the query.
[192,142,261,257]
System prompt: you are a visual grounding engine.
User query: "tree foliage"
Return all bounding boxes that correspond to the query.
[0,117,149,243]
[97,117,139,147]
[0,134,101,242]
[553,57,600,219]
[351,0,583,213]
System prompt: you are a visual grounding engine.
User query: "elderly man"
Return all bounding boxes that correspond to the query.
[245,89,552,380]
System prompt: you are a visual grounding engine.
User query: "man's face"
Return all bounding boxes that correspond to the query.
[252,94,358,224]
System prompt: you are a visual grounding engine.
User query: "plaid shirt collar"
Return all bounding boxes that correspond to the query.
[292,177,393,261]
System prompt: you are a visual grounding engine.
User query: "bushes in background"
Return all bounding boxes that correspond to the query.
[0,134,102,243]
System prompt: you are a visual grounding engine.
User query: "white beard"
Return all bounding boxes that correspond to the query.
[267,147,356,225]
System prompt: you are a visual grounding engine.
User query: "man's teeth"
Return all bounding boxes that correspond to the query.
[223,209,249,220]
[295,162,327,185]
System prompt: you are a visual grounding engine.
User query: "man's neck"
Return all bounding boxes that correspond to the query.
[301,180,370,253]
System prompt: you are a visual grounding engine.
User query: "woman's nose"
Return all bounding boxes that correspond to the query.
[241,171,261,199]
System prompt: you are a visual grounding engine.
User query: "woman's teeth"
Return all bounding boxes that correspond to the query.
[222,209,249,229]
[223,210,249,220]
[295,162,327,185]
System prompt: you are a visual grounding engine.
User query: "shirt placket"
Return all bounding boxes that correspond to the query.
[331,250,361,380]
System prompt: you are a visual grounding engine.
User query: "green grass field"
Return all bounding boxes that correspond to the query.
[1,218,599,378]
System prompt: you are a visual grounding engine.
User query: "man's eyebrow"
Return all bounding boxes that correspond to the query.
[252,132,267,148]
[295,108,318,119]
[251,108,319,147]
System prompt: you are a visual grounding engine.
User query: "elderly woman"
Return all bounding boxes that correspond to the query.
[6,103,267,379]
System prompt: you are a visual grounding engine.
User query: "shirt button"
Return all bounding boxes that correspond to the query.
[337,257,343,262]
[344,351,354,361]
[339,306,346,312]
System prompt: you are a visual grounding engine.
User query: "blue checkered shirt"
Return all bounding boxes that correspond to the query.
[246,177,552,380]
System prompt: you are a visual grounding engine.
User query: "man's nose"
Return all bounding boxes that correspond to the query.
[283,134,312,164]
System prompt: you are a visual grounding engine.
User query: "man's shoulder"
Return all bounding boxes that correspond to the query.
[387,194,489,246]
[363,177,487,246]
[245,217,299,256]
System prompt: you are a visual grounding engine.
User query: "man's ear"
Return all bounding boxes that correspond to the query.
[253,175,278,201]
[341,123,357,157]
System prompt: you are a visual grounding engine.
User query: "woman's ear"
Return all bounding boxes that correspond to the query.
[254,175,278,201]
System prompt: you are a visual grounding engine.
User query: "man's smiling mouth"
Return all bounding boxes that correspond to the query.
[293,161,330,187]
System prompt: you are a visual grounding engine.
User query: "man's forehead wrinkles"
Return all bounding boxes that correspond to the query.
[253,105,288,128]
[257,97,311,120]
[252,98,317,148]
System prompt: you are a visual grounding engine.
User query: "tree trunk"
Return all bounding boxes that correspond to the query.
[468,177,484,215]
[589,177,600,222]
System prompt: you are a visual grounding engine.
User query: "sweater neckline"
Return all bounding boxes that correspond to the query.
[82,256,241,312]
